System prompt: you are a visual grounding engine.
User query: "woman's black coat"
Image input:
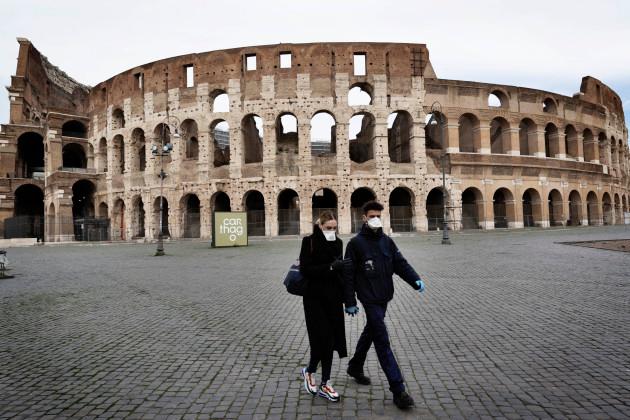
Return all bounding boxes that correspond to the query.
[299,225,347,359]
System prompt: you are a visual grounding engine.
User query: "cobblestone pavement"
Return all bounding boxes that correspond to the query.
[1,226,629,419]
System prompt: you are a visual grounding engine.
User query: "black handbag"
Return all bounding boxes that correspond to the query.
[283,237,312,296]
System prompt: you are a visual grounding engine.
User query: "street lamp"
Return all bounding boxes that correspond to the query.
[427,101,451,245]
[152,115,181,256]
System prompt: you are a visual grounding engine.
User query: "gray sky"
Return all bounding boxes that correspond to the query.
[2,0,629,135]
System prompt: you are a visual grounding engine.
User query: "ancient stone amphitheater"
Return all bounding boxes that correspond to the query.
[1,39,628,242]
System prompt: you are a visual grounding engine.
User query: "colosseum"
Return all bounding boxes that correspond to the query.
[1,39,628,242]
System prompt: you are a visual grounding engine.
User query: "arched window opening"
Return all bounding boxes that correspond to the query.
[565,125,578,159]
[112,108,125,130]
[310,111,336,157]
[582,129,594,162]
[312,188,338,224]
[602,193,613,225]
[212,120,230,167]
[493,188,514,228]
[72,180,97,240]
[614,194,622,225]
[62,120,87,138]
[242,115,263,164]
[62,143,87,169]
[522,189,542,228]
[545,123,558,158]
[181,119,199,160]
[153,123,173,165]
[349,113,375,163]
[548,190,563,226]
[98,137,108,172]
[568,190,582,226]
[278,189,300,235]
[488,90,508,109]
[153,196,170,238]
[348,84,373,106]
[519,119,536,156]
[387,112,412,163]
[212,191,231,213]
[459,114,480,153]
[212,91,229,113]
[426,188,444,231]
[112,199,126,241]
[276,114,298,175]
[424,112,446,150]
[461,188,483,229]
[98,202,109,219]
[490,117,509,154]
[5,184,44,239]
[182,194,201,238]
[112,135,125,173]
[132,197,145,238]
[598,133,609,166]
[244,190,265,236]
[16,132,44,178]
[389,187,413,232]
[543,98,557,114]
[351,188,376,232]
[131,128,146,172]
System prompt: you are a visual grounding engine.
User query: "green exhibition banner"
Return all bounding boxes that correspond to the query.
[212,212,248,247]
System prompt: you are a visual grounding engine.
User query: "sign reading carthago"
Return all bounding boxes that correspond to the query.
[212,212,248,247]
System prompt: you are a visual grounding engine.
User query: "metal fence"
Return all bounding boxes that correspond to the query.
[247,210,266,236]
[278,209,300,235]
[72,217,111,241]
[426,205,444,231]
[4,215,44,239]
[182,212,201,238]
[389,206,413,232]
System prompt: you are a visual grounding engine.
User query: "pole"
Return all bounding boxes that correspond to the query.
[441,128,451,245]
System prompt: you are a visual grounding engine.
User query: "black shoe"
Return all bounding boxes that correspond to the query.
[393,391,415,409]
[347,365,371,385]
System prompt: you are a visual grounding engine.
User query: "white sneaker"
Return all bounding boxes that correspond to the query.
[302,367,317,395]
[318,381,340,402]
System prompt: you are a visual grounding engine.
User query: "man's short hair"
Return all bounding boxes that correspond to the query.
[362,200,384,214]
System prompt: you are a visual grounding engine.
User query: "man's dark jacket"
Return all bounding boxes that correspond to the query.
[343,224,421,307]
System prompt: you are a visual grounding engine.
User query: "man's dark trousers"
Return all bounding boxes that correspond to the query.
[349,302,405,394]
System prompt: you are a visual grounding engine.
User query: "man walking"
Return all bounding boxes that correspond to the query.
[343,200,425,409]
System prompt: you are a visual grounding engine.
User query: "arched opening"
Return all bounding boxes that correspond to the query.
[112,199,126,240]
[182,194,201,238]
[111,135,125,174]
[426,187,445,231]
[568,191,582,226]
[565,125,578,159]
[389,187,414,232]
[622,195,628,222]
[488,90,508,108]
[211,120,230,167]
[242,115,263,164]
[244,190,265,236]
[62,143,87,169]
[545,123,558,158]
[310,111,336,156]
[98,202,108,219]
[586,191,599,226]
[211,91,229,113]
[542,98,557,114]
[522,188,542,227]
[349,112,375,164]
[112,108,125,130]
[461,187,483,229]
[211,191,231,213]
[602,193,613,225]
[425,112,447,150]
[598,133,609,166]
[276,113,298,175]
[72,180,96,240]
[98,137,108,172]
[130,128,146,172]
[519,119,536,156]
[548,189,563,226]
[351,188,376,232]
[47,203,55,241]
[5,184,44,239]
[348,83,373,106]
[132,196,145,238]
[16,132,44,178]
[490,117,509,154]
[62,120,87,138]
[387,111,412,163]
[583,129,595,162]
[181,119,199,160]
[312,188,338,223]
[153,197,170,238]
[614,194,622,225]
[278,189,300,235]
[459,113,480,153]
[493,188,514,228]
[153,124,173,165]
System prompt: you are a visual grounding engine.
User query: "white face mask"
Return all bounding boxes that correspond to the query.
[322,230,337,241]
[367,217,382,229]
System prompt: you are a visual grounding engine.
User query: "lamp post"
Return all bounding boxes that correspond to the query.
[152,115,181,256]
[428,101,451,245]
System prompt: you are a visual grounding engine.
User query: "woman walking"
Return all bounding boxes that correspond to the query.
[299,211,347,402]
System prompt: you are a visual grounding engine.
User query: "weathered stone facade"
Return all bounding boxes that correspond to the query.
[1,39,628,241]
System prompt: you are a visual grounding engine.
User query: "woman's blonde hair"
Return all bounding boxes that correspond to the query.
[316,210,336,226]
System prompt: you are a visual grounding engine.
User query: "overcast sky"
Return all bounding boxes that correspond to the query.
[1,0,629,137]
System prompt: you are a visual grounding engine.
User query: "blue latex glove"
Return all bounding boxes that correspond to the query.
[416,279,425,293]
[345,306,359,316]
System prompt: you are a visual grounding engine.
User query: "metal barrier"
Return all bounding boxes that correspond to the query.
[3,215,44,239]
[389,206,413,232]
[278,209,300,235]
[247,210,266,236]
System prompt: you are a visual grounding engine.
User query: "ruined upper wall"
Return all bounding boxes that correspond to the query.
[7,38,90,124]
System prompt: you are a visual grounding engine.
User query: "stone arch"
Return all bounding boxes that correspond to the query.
[7,184,44,239]
[568,190,582,226]
[351,187,377,232]
[389,186,414,232]
[210,89,229,113]
[112,108,125,130]
[181,193,201,238]
[47,202,56,241]
[244,190,265,236]
[348,82,373,106]
[349,112,375,164]
[565,125,578,159]
[111,134,125,174]
[488,89,509,109]
[276,113,298,175]
[16,132,44,178]
[181,119,199,160]
[548,189,564,226]
[312,188,338,223]
[98,202,108,219]
[98,137,108,172]
[211,191,231,213]
[583,128,596,162]
[153,196,170,238]
[519,118,537,156]
[490,117,510,154]
[310,111,337,156]
[131,128,146,172]
[598,132,609,166]
[153,123,173,165]
[129,195,144,238]
[585,191,599,226]
[426,187,446,231]
[493,187,515,228]
[522,188,543,227]
[614,193,622,225]
[211,119,230,167]
[545,123,559,158]
[425,111,447,150]
[62,120,87,138]
[112,198,126,241]
[62,143,87,169]
[242,114,263,164]
[278,189,300,235]
[602,192,613,225]
[542,97,557,114]
[458,113,480,153]
[387,111,412,163]
[461,187,484,229]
